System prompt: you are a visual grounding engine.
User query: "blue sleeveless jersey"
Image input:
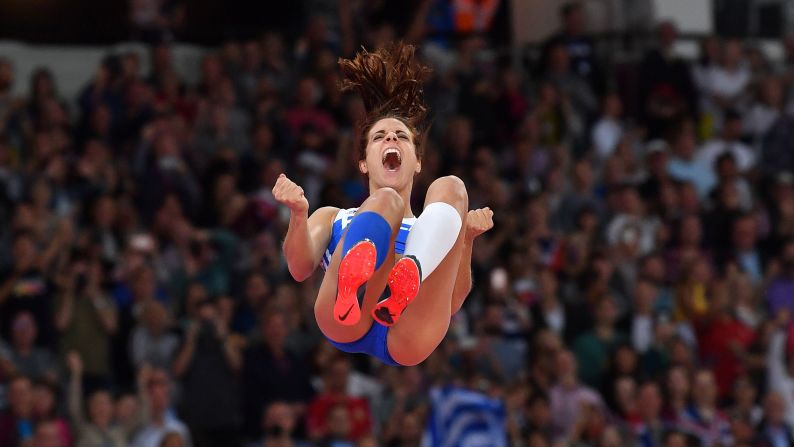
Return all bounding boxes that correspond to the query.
[321,208,416,271]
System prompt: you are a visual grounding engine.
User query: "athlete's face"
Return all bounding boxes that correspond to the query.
[360,117,421,191]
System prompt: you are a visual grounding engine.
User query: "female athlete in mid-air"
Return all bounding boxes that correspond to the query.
[273,42,494,366]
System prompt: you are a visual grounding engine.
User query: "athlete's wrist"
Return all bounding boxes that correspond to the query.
[289,208,309,222]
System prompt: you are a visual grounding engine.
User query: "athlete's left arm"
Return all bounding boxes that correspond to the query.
[451,207,494,314]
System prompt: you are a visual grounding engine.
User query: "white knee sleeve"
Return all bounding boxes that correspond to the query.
[403,202,462,281]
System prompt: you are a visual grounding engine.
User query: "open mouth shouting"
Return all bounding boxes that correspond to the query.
[382,147,402,172]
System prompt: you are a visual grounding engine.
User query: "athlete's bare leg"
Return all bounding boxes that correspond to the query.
[387,176,468,365]
[314,187,403,343]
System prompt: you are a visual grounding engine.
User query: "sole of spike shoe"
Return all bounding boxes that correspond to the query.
[372,257,420,327]
[334,240,377,325]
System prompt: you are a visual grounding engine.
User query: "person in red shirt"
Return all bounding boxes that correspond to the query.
[695,279,755,399]
[306,355,372,442]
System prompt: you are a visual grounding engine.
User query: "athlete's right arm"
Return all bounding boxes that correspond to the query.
[273,174,338,282]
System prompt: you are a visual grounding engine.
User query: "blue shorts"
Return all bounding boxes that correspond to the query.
[327,321,400,366]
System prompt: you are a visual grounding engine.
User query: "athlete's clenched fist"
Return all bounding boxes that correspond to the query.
[465,207,494,241]
[272,174,309,214]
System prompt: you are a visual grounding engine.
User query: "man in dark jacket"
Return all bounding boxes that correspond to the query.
[754,392,794,447]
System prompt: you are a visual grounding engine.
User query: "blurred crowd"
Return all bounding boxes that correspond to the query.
[3,1,794,447]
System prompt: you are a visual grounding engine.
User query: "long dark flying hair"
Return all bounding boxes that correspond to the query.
[338,42,431,161]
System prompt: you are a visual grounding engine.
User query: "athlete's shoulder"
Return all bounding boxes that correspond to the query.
[313,206,342,217]
[309,206,342,228]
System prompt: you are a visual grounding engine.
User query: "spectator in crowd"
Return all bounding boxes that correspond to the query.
[767,240,794,317]
[638,21,698,139]
[376,366,426,444]
[172,298,243,447]
[696,110,755,175]
[666,121,716,198]
[529,267,577,343]
[696,39,750,136]
[522,392,553,443]
[250,401,309,447]
[549,349,605,442]
[629,381,667,446]
[32,419,67,447]
[761,107,794,176]
[625,278,659,354]
[31,381,70,447]
[4,312,58,384]
[554,157,602,233]
[243,309,314,439]
[55,256,118,392]
[231,272,271,337]
[709,151,753,212]
[591,93,625,162]
[543,42,598,128]
[0,375,35,447]
[0,232,56,348]
[723,213,765,284]
[130,368,191,447]
[694,280,754,399]
[678,368,732,447]
[306,356,371,443]
[314,404,354,447]
[744,76,784,148]
[66,351,147,447]
[573,295,627,388]
[542,2,603,94]
[661,365,690,425]
[130,301,180,370]
[756,391,794,446]
[730,375,762,425]
[639,139,677,210]
[693,36,721,98]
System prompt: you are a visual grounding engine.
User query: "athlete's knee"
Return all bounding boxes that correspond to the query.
[370,187,404,212]
[431,175,466,192]
[427,175,468,207]
[396,352,431,367]
[389,325,446,366]
[392,341,434,366]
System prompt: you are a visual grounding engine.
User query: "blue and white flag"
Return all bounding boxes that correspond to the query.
[422,386,507,447]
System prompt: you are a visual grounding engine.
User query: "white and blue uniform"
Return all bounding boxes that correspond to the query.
[321,208,416,271]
